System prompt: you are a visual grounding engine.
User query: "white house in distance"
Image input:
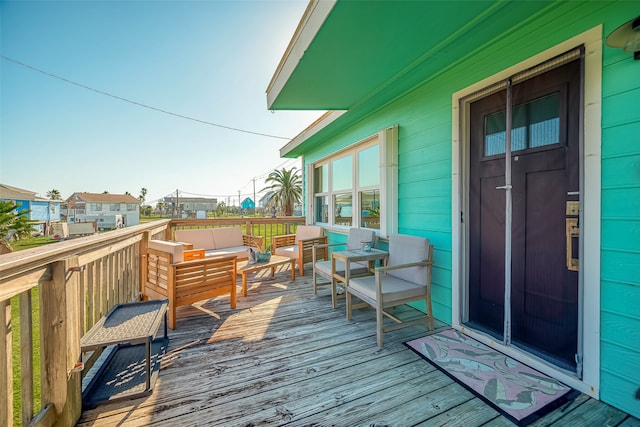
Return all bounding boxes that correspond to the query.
[66,192,140,229]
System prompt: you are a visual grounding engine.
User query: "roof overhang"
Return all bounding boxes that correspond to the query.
[267,0,566,156]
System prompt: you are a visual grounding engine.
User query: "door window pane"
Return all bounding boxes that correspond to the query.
[484,92,560,156]
[334,193,352,226]
[360,190,380,230]
[332,155,352,191]
[358,145,379,187]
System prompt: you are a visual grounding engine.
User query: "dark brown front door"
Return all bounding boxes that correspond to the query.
[468,59,581,371]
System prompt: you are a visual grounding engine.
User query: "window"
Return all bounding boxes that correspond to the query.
[484,92,561,156]
[309,126,397,236]
[90,203,103,212]
[110,203,119,211]
[127,204,138,211]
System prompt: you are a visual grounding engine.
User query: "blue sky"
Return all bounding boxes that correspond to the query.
[1,0,322,206]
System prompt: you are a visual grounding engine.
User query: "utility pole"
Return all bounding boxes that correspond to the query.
[252,178,256,217]
[238,190,241,214]
[176,189,179,218]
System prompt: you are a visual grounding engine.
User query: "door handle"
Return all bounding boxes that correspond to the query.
[566,218,579,271]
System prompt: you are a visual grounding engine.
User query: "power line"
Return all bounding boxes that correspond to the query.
[2,55,291,141]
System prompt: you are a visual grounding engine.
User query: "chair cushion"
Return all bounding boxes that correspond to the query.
[295,225,322,242]
[174,229,216,250]
[212,227,243,248]
[349,275,426,303]
[346,228,376,250]
[315,260,369,278]
[275,245,298,258]
[205,246,249,259]
[387,234,430,286]
[149,240,184,263]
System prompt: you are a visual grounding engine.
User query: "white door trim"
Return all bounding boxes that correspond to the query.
[451,25,602,398]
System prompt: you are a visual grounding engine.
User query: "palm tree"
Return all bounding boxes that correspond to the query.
[139,187,147,204]
[262,167,302,217]
[0,200,36,245]
[47,189,62,200]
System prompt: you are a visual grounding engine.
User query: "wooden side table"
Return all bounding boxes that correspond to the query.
[236,255,296,297]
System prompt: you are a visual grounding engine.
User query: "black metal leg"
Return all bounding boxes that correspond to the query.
[145,338,151,391]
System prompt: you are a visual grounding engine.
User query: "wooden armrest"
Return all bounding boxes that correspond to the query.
[312,242,345,262]
[375,260,431,273]
[175,241,194,250]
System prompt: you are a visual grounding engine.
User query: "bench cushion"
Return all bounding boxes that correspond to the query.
[205,246,250,259]
[174,229,215,250]
[212,227,243,249]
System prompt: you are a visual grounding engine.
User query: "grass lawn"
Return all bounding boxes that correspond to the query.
[10,289,41,427]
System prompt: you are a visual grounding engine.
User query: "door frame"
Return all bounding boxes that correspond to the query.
[451,26,602,398]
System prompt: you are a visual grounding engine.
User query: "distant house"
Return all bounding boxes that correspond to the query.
[240,197,255,211]
[258,192,273,209]
[162,196,217,218]
[66,192,140,229]
[0,183,61,234]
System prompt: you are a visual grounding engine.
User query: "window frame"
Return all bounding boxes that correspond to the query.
[307,125,398,237]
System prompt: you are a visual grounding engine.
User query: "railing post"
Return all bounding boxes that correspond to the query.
[0,299,12,426]
[41,256,82,426]
[140,231,151,299]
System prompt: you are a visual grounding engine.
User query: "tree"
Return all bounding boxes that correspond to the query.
[0,200,36,245]
[139,187,147,204]
[47,189,62,200]
[216,201,226,217]
[262,167,302,217]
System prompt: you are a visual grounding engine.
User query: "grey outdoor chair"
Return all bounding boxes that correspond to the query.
[312,227,376,308]
[346,234,435,347]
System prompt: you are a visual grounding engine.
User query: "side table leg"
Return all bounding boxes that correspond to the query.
[242,273,247,297]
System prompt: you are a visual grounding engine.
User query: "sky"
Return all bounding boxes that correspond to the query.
[0,0,324,207]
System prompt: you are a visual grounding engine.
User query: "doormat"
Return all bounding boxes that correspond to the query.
[405,329,578,426]
[82,337,168,409]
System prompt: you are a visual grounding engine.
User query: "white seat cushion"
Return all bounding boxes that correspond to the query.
[387,234,430,286]
[349,275,426,304]
[275,245,298,258]
[295,225,322,242]
[205,246,249,259]
[346,228,376,250]
[315,260,369,278]
[149,240,185,263]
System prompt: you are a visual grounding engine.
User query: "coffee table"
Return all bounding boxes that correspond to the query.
[236,255,296,296]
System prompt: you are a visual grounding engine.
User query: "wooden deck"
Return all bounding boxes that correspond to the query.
[78,265,637,427]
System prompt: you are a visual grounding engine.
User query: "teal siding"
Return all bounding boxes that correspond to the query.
[300,1,639,416]
[600,5,640,411]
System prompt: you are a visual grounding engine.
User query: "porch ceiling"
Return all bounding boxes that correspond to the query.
[267,0,558,112]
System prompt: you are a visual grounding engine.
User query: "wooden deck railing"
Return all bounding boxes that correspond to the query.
[0,217,306,427]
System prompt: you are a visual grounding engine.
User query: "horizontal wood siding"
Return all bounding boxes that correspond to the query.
[600,12,640,415]
[301,2,639,416]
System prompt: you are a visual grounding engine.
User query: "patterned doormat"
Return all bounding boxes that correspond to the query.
[405,329,578,426]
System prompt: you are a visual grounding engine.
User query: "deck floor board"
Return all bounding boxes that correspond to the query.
[78,269,636,426]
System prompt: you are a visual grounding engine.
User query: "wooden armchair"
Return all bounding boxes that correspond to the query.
[272,225,327,276]
[346,234,434,347]
[143,240,237,329]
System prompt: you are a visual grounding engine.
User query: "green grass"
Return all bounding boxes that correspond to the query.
[11,288,41,426]
[9,236,58,251]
